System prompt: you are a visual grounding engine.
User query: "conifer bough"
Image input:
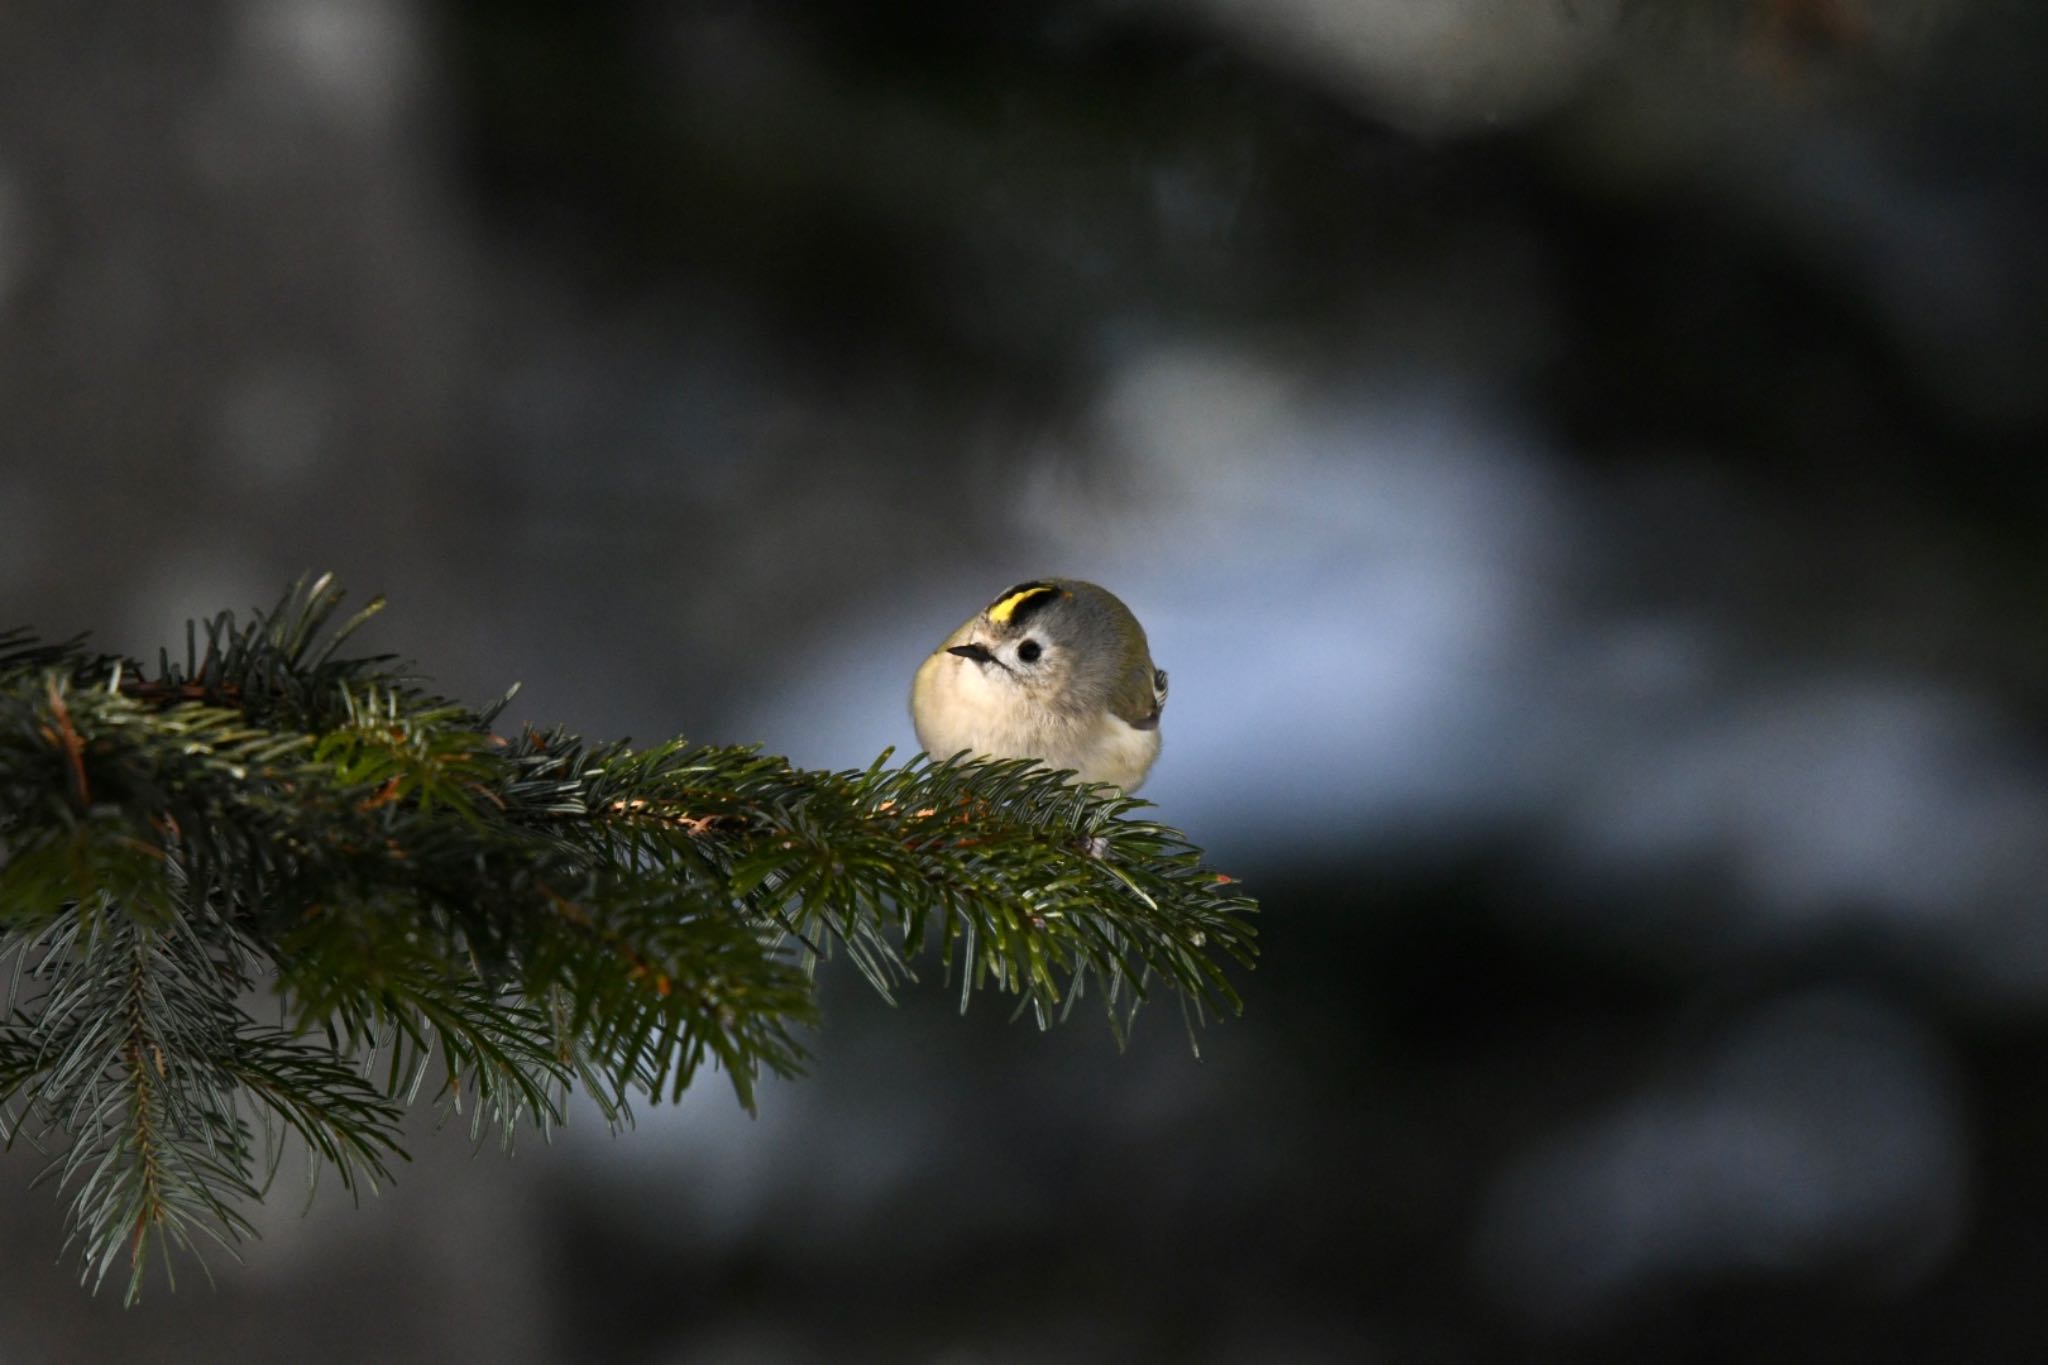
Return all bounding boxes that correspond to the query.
[0,575,1257,1301]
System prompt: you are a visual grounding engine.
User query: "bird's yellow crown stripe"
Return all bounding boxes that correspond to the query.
[987,584,1058,624]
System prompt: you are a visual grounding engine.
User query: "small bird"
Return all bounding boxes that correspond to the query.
[910,578,1168,791]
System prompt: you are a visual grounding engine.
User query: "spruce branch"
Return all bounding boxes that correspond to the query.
[0,574,1258,1300]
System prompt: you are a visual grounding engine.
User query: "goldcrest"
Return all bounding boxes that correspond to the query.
[910,579,1168,791]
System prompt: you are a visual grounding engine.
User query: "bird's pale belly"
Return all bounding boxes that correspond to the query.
[912,653,1160,790]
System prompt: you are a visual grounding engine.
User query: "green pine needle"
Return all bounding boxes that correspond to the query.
[0,574,1259,1301]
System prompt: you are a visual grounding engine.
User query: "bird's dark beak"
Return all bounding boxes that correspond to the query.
[947,643,995,664]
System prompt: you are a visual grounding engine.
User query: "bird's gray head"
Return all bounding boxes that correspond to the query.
[944,580,1136,718]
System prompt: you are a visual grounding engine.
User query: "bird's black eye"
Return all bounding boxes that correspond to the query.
[1016,639,1042,663]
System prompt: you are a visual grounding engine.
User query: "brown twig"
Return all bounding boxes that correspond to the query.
[42,677,89,807]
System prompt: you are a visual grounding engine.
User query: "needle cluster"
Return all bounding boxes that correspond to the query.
[0,575,1257,1301]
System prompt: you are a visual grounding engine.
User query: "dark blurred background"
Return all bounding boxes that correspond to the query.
[6,0,2048,1359]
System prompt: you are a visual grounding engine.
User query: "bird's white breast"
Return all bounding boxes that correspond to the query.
[911,651,1160,790]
